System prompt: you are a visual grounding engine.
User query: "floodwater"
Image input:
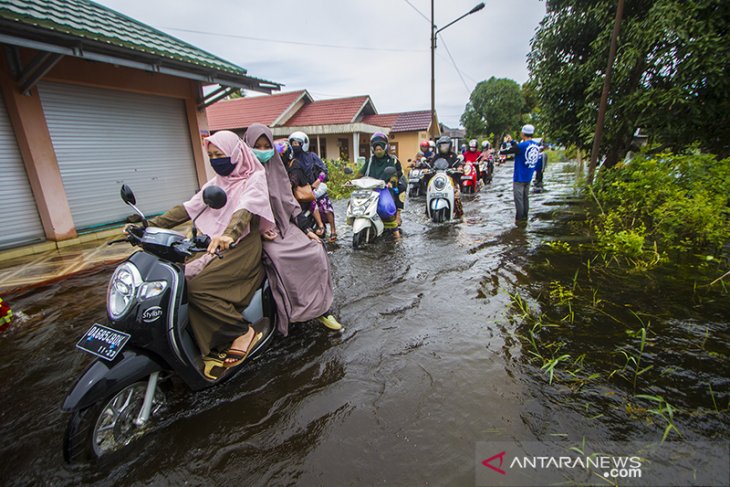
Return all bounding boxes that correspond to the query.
[1,160,727,486]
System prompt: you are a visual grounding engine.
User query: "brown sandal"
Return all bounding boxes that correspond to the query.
[223,332,263,368]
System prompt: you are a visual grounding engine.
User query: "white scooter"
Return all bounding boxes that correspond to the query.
[407,158,431,197]
[345,166,398,249]
[426,158,456,223]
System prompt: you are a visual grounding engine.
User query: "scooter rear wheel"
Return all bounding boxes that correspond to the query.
[63,380,165,463]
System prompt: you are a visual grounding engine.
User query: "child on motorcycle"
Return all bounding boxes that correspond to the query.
[356,132,404,239]
[287,132,335,240]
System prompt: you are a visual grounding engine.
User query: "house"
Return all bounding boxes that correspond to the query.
[208,90,392,163]
[0,0,280,251]
[207,91,440,166]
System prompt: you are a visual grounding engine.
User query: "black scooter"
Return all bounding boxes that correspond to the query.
[62,185,275,463]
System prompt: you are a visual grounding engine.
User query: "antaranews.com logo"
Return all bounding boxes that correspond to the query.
[475,441,729,486]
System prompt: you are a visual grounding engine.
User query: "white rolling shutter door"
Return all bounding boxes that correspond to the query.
[0,93,45,249]
[38,82,199,230]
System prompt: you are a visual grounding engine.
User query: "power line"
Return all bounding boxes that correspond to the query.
[163,27,427,53]
[402,0,431,24]
[438,33,472,96]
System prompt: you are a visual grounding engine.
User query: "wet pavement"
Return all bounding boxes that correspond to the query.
[1,159,727,486]
[0,237,133,294]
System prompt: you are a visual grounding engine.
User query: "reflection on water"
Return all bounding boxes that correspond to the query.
[0,160,727,485]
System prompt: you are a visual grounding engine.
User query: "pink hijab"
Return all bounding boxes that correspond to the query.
[183,130,275,278]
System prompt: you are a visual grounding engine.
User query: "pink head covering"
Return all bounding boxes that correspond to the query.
[182,130,275,278]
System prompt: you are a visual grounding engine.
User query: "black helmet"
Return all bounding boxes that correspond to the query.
[436,135,452,154]
[370,132,389,150]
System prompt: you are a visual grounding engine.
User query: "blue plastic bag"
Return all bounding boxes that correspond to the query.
[376,188,397,221]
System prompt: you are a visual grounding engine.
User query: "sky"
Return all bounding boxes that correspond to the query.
[95,0,547,128]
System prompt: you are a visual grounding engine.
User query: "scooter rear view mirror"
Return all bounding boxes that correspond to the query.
[120,184,136,205]
[202,185,227,209]
[120,184,148,228]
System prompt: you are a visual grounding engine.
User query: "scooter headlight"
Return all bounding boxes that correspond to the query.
[433,176,447,191]
[107,262,142,319]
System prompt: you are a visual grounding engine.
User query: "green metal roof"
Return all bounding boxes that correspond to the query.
[0,0,247,76]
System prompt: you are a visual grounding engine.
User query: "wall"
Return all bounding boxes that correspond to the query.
[0,48,211,245]
[390,131,423,173]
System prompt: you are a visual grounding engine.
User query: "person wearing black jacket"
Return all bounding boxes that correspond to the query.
[431,135,464,218]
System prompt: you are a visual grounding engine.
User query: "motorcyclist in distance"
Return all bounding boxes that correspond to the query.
[433,135,464,218]
[464,138,481,181]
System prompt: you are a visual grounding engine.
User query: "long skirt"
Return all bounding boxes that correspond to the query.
[263,223,334,336]
[186,220,264,356]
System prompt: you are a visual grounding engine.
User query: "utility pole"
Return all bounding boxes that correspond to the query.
[430,2,485,138]
[431,0,436,138]
[588,0,625,184]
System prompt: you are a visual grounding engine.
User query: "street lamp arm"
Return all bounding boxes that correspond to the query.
[435,2,485,35]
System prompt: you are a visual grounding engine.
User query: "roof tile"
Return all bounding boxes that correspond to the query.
[0,0,246,74]
[391,110,432,132]
[362,110,432,133]
[207,91,306,131]
[361,113,400,128]
[284,96,370,126]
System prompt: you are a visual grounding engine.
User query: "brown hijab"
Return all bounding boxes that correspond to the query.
[243,123,301,234]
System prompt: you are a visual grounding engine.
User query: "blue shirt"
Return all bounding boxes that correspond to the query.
[513,139,540,182]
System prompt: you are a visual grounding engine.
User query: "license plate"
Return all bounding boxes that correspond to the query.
[409,179,420,183]
[76,323,131,361]
[461,176,472,181]
[431,192,448,199]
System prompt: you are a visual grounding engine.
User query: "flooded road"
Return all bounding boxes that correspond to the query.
[1,159,727,486]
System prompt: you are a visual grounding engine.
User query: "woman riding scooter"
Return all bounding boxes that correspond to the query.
[138,130,276,379]
[244,123,343,334]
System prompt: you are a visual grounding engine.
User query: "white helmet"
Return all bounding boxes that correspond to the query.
[481,140,490,149]
[288,131,309,152]
[428,140,436,150]
[469,139,478,150]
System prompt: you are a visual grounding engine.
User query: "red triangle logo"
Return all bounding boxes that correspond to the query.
[482,451,507,475]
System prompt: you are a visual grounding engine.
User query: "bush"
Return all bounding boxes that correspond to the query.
[323,159,356,200]
[591,151,730,259]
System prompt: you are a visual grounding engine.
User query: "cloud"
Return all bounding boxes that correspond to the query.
[96,0,546,126]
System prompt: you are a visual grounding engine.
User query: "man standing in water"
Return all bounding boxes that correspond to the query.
[500,124,540,223]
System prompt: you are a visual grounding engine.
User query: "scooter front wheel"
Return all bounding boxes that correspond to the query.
[63,380,165,463]
[352,227,370,249]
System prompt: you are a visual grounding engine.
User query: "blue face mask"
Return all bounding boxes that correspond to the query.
[253,148,275,164]
[210,156,235,176]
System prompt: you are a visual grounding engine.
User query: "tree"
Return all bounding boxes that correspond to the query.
[461,77,524,146]
[529,0,730,166]
[520,80,542,128]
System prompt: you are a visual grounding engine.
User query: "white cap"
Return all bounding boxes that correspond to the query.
[521,124,535,135]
